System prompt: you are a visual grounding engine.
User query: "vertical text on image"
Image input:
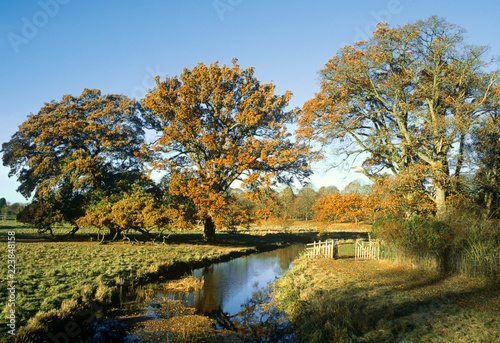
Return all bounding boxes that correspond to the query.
[7,231,17,335]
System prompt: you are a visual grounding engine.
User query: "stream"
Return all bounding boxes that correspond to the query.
[167,243,305,316]
[87,244,305,342]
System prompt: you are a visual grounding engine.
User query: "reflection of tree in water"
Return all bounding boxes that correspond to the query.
[219,283,297,342]
[194,245,304,340]
[195,245,304,316]
[196,265,219,313]
[276,245,302,271]
[256,245,305,272]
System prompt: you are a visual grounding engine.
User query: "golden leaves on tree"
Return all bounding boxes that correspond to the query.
[142,60,313,238]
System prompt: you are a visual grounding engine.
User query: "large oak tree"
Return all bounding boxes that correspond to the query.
[299,17,498,217]
[2,89,145,233]
[143,59,312,242]
[473,84,500,217]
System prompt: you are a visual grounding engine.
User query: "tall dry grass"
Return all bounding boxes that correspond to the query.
[372,210,500,281]
[275,256,499,342]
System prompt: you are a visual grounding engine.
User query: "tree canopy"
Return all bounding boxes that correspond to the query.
[1,89,145,231]
[2,18,499,239]
[299,16,499,217]
[143,59,313,241]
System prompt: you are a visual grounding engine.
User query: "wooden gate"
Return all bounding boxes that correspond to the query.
[355,239,380,260]
[306,239,338,258]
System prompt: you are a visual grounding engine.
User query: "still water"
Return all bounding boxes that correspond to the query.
[87,244,305,341]
[160,244,305,317]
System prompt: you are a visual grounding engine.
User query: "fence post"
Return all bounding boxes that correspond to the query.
[306,239,339,259]
[355,239,380,261]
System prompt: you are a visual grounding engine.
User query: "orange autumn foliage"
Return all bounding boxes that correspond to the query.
[313,170,438,227]
[76,184,188,235]
[142,59,313,241]
[363,172,436,221]
[313,192,365,224]
[298,17,499,218]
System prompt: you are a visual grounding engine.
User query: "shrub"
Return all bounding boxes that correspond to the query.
[372,212,500,279]
[445,211,500,280]
[400,215,451,253]
[370,215,401,244]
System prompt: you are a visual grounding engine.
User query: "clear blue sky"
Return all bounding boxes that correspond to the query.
[1,0,499,203]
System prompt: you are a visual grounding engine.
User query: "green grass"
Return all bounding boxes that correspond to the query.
[0,241,247,337]
[275,255,499,342]
[0,222,286,340]
[0,219,370,341]
[338,242,355,256]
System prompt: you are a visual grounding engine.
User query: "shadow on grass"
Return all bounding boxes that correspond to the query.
[282,267,499,342]
[1,222,367,250]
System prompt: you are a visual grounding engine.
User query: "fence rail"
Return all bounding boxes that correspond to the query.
[355,239,380,260]
[305,239,338,258]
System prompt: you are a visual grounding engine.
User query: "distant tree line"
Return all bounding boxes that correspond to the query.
[0,198,26,220]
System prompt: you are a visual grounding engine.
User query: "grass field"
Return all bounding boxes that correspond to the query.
[5,217,494,342]
[275,253,499,342]
[0,219,368,341]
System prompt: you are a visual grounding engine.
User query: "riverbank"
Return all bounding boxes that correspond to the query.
[0,220,368,342]
[274,256,499,342]
[84,245,309,342]
[0,231,280,342]
[83,242,359,342]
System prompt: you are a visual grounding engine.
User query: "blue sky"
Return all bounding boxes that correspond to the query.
[1,0,499,203]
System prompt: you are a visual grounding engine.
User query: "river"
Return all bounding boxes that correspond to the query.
[87,244,305,342]
[166,243,305,316]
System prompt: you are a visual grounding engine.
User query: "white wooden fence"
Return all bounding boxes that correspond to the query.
[305,239,338,258]
[355,239,380,260]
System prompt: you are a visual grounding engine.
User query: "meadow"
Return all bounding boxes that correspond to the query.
[0,219,364,341]
[275,252,499,342]
[4,216,497,342]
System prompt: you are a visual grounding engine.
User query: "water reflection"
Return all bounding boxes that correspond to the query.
[162,244,304,316]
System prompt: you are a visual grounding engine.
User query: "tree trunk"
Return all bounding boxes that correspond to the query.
[438,246,452,275]
[203,216,216,243]
[67,225,79,236]
[109,227,120,240]
[484,167,499,218]
[484,191,494,218]
[435,186,447,220]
